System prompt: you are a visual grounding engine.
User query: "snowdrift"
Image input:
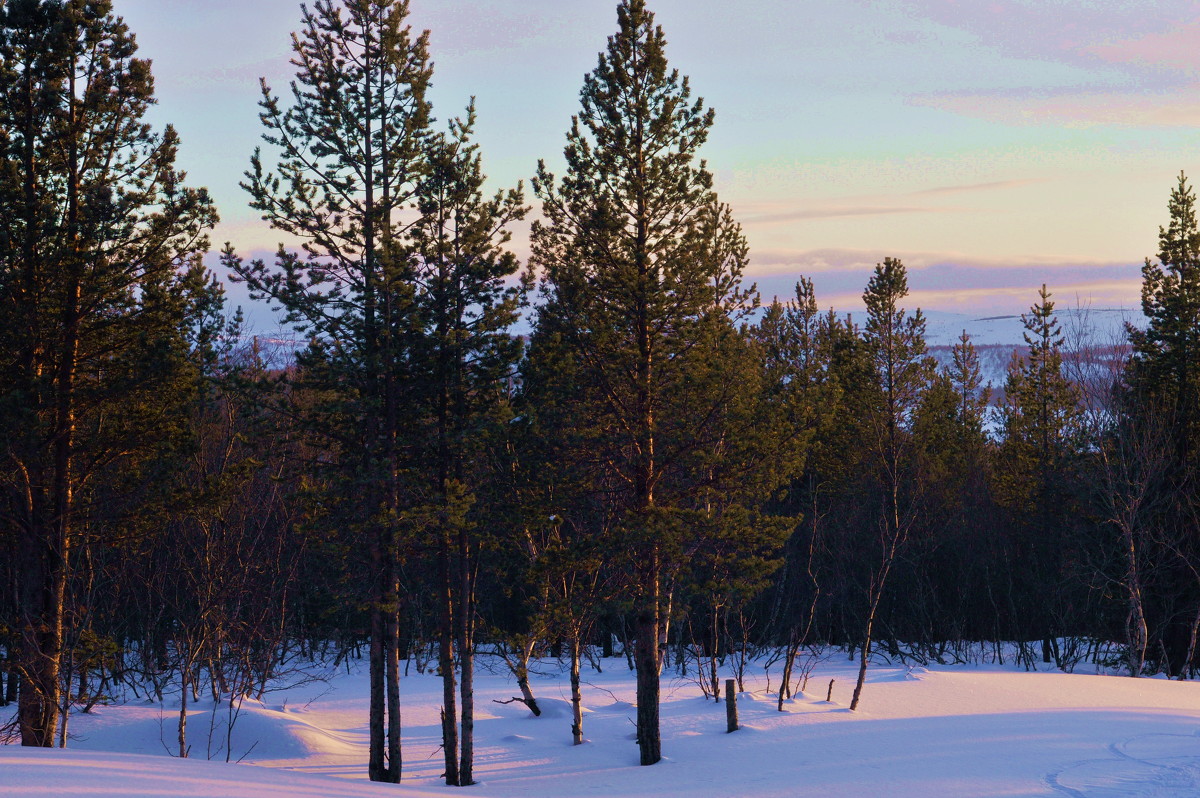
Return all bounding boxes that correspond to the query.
[6,654,1200,797]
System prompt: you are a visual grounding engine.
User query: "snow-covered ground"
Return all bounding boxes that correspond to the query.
[6,649,1200,797]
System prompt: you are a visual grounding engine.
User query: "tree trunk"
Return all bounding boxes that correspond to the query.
[850,598,879,712]
[850,629,872,712]
[18,509,62,747]
[14,40,49,750]
[385,571,401,783]
[778,639,798,711]
[570,634,584,745]
[513,649,541,717]
[367,559,387,781]
[458,530,475,785]
[1180,604,1200,680]
[58,642,73,748]
[1122,524,1148,677]
[634,552,661,766]
[438,540,459,786]
[178,664,188,758]
[708,609,719,703]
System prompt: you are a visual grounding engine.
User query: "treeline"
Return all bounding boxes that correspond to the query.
[3,0,1200,785]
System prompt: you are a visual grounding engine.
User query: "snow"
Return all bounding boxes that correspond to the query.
[922,307,1144,349]
[922,306,1146,396]
[6,652,1200,797]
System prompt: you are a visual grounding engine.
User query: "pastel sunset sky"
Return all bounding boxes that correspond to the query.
[118,0,1200,321]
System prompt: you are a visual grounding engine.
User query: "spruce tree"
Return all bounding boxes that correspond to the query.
[0,0,215,746]
[531,0,753,765]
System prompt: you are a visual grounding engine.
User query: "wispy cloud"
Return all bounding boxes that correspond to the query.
[740,179,1042,226]
[903,279,1143,315]
[747,247,1143,313]
[742,205,953,224]
[749,246,1139,274]
[912,88,1200,128]
[879,0,1196,75]
[874,1,1200,126]
[911,178,1048,196]
[1087,21,1200,77]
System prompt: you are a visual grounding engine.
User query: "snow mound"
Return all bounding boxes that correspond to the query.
[12,657,1200,796]
[64,699,359,762]
[0,748,444,798]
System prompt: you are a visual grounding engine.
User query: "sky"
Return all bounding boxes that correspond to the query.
[114,0,1200,325]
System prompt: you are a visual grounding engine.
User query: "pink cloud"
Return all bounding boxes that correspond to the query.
[761,278,1142,317]
[742,205,957,224]
[747,248,1143,313]
[738,180,1044,227]
[748,247,1133,275]
[912,89,1200,128]
[1087,21,1200,76]
[882,0,1193,64]
[912,178,1048,196]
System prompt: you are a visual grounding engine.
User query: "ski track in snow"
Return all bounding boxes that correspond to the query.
[1048,730,1200,798]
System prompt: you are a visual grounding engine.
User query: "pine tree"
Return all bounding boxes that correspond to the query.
[1001,285,1081,504]
[516,307,620,746]
[228,2,523,783]
[903,332,993,652]
[997,284,1082,666]
[1119,173,1200,673]
[531,0,753,765]
[225,0,434,782]
[748,279,834,706]
[409,106,526,786]
[0,0,215,746]
[851,258,933,710]
[1128,172,1200,454]
[949,330,991,441]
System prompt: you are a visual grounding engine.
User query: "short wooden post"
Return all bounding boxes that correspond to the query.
[725,679,738,732]
[826,679,835,702]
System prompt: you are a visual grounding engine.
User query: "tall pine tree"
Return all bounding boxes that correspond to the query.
[226,0,433,781]
[1128,172,1200,452]
[997,284,1082,666]
[1120,173,1200,673]
[0,0,215,746]
[851,258,933,710]
[409,105,526,786]
[531,0,753,765]
[228,2,524,784]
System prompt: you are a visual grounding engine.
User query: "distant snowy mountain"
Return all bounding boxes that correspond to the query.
[920,307,1144,392]
[922,306,1143,349]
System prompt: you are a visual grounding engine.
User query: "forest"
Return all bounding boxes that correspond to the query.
[4,0,1200,788]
